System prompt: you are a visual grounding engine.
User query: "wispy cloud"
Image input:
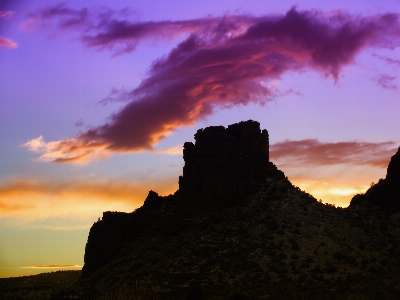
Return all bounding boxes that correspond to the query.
[0,9,17,48]
[270,139,397,168]
[22,264,82,269]
[0,36,17,48]
[26,3,224,55]
[372,53,400,67]
[373,74,398,90]
[0,10,14,18]
[0,178,177,227]
[25,7,400,163]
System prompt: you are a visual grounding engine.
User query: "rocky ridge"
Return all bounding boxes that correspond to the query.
[66,121,400,299]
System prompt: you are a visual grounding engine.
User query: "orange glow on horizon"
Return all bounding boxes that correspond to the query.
[0,178,178,229]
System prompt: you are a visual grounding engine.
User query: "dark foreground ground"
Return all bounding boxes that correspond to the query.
[0,270,81,300]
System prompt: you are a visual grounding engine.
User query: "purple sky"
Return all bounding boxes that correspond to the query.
[0,0,399,277]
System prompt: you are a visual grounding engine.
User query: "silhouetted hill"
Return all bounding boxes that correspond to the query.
[350,147,400,212]
[8,121,399,300]
[82,120,284,276]
[0,271,81,300]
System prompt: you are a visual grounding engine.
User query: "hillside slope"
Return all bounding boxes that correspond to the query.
[73,122,400,299]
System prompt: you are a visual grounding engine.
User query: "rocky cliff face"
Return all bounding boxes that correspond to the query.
[350,147,400,212]
[82,192,171,275]
[82,120,281,276]
[178,120,275,205]
[79,122,400,299]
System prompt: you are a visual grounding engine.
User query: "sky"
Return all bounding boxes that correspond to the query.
[0,0,399,278]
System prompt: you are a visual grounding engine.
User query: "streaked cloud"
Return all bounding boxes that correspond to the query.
[23,135,110,164]
[0,178,177,228]
[156,146,183,155]
[0,9,17,49]
[0,36,17,48]
[24,7,400,163]
[26,3,224,55]
[373,53,400,67]
[270,139,397,168]
[0,10,14,18]
[373,74,398,90]
[22,264,82,269]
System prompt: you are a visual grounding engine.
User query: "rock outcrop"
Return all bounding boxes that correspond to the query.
[82,120,281,275]
[350,147,400,212]
[75,122,400,299]
[82,192,170,275]
[178,120,271,205]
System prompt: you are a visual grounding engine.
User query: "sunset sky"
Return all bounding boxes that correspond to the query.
[1,0,399,278]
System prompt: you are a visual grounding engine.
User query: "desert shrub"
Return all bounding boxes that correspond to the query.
[300,261,309,269]
[357,241,365,250]
[94,279,159,300]
[333,251,347,260]
[305,256,314,263]
[324,262,338,273]
[277,229,285,235]
[292,228,300,235]
[289,261,298,273]
[267,220,279,231]
[186,287,205,300]
[289,239,300,251]
[311,264,323,274]
[278,252,287,260]
[345,256,358,266]
[291,253,299,260]
[229,292,252,300]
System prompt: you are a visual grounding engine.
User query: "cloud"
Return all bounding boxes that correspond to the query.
[27,3,89,29]
[25,8,400,163]
[157,146,183,155]
[27,3,224,54]
[0,36,17,48]
[75,118,83,127]
[373,74,398,90]
[22,264,82,269]
[0,9,17,49]
[0,10,14,18]
[0,178,177,227]
[23,135,110,164]
[270,139,397,168]
[373,53,400,67]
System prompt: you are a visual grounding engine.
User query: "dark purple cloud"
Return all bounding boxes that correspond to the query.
[28,3,227,54]
[270,139,398,168]
[24,7,400,162]
[27,3,89,29]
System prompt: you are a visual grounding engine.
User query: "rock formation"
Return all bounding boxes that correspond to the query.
[178,120,273,205]
[350,147,400,212]
[82,120,282,275]
[78,121,400,299]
